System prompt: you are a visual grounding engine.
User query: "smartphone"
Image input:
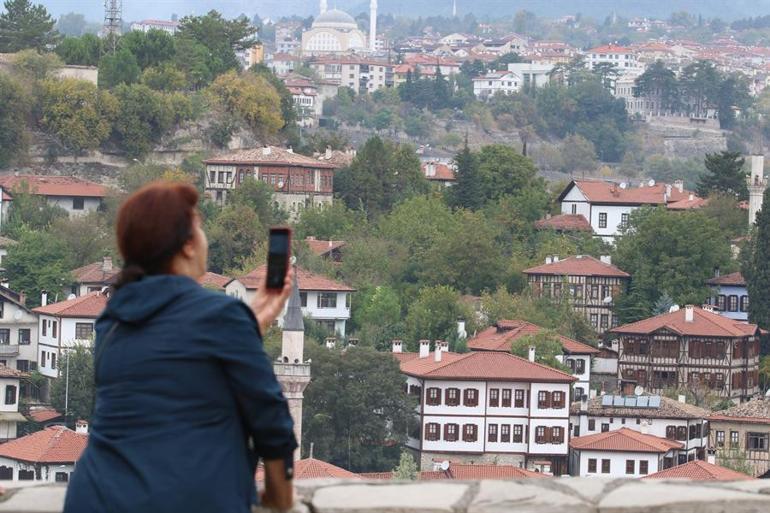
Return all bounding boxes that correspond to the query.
[266,227,291,290]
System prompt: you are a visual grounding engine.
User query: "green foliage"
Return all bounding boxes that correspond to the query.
[4,229,72,307]
[207,70,284,139]
[50,344,94,423]
[140,63,187,92]
[614,207,732,323]
[2,183,67,239]
[54,34,102,66]
[353,285,404,351]
[760,354,770,391]
[635,60,681,112]
[0,0,60,52]
[10,49,61,80]
[119,29,175,70]
[743,188,770,329]
[700,194,749,239]
[696,152,748,200]
[302,344,415,472]
[510,330,571,372]
[98,47,141,89]
[405,285,465,345]
[55,12,87,36]
[392,451,418,480]
[294,202,365,241]
[560,134,598,174]
[717,448,755,476]
[448,143,483,210]
[53,212,114,268]
[0,73,30,167]
[227,176,283,226]
[206,204,264,274]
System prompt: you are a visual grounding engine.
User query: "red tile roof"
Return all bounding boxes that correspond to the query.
[422,162,456,182]
[0,426,87,463]
[400,351,576,383]
[419,464,545,480]
[32,291,107,319]
[560,180,693,206]
[392,352,420,364]
[707,272,746,286]
[534,214,592,232]
[0,175,107,198]
[236,265,354,292]
[198,271,230,290]
[204,147,338,169]
[667,196,708,210]
[643,460,753,481]
[467,320,599,354]
[570,427,683,453]
[0,364,25,379]
[305,237,346,256]
[709,398,770,425]
[611,306,759,338]
[256,458,359,482]
[71,260,119,285]
[523,255,630,278]
[27,408,62,423]
[588,44,633,54]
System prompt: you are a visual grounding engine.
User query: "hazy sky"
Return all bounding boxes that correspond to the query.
[32,0,770,23]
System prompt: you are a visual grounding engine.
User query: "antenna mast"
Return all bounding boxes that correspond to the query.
[103,0,123,52]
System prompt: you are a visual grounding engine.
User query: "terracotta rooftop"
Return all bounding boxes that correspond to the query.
[0,236,16,248]
[707,272,746,286]
[0,175,107,198]
[0,426,87,464]
[256,458,359,482]
[559,180,694,206]
[26,407,62,423]
[523,255,630,278]
[569,395,710,419]
[305,237,346,256]
[235,265,354,292]
[468,320,599,355]
[32,291,107,319]
[611,306,759,338]
[534,214,592,232]
[570,427,683,453]
[422,162,456,182]
[204,147,337,169]
[198,271,230,290]
[709,398,770,425]
[643,460,753,481]
[400,350,576,383]
[71,258,118,285]
[0,364,26,379]
[419,464,545,480]
[667,196,708,210]
[587,44,633,54]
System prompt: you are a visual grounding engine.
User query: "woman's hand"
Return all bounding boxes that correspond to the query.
[252,267,295,335]
[260,459,294,511]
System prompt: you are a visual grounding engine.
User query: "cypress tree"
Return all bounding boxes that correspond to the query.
[449,141,483,210]
[745,188,770,328]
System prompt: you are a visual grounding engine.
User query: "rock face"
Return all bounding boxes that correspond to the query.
[3,479,770,513]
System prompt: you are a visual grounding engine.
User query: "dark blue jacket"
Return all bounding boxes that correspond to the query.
[64,275,297,513]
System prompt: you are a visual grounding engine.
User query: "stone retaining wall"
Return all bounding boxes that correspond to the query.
[1,478,769,513]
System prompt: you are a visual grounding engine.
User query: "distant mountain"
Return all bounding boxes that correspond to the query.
[34,0,770,23]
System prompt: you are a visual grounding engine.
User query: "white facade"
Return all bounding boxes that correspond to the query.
[571,449,664,477]
[557,354,592,399]
[129,19,179,35]
[0,300,37,373]
[472,72,521,99]
[707,283,749,322]
[301,9,368,56]
[586,47,641,73]
[37,315,94,379]
[560,186,637,242]
[46,197,102,217]
[0,376,22,441]
[507,63,554,89]
[0,456,74,483]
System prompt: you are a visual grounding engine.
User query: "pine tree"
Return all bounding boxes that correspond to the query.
[0,0,59,53]
[392,451,418,480]
[744,188,770,328]
[696,151,748,200]
[449,142,483,210]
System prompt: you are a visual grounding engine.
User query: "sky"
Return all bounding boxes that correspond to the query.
[32,0,770,23]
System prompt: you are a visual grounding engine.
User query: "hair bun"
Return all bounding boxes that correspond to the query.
[114,264,146,289]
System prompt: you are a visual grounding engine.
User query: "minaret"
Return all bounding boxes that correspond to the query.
[320,0,327,14]
[369,0,378,52]
[748,155,767,226]
[452,0,457,17]
[273,270,311,460]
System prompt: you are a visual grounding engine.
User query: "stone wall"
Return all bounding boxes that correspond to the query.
[3,478,770,513]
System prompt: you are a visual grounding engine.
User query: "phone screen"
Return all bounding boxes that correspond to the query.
[266,229,290,289]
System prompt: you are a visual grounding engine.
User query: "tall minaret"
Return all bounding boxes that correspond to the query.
[748,155,767,226]
[452,0,457,17]
[369,0,378,52]
[320,0,327,14]
[273,271,311,460]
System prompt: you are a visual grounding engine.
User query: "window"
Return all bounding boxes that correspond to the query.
[626,460,635,475]
[676,426,687,441]
[55,471,69,483]
[444,423,459,442]
[317,293,337,309]
[716,430,725,447]
[600,315,609,330]
[427,387,441,406]
[0,329,9,345]
[538,391,551,408]
[52,321,57,338]
[601,423,610,432]
[717,295,726,311]
[51,353,56,369]
[16,360,28,372]
[590,314,599,327]
[445,388,460,406]
[42,320,46,337]
[588,458,597,473]
[552,391,565,408]
[500,424,511,443]
[425,423,440,441]
[463,388,478,407]
[513,425,523,443]
[72,197,85,210]
[588,419,596,431]
[501,389,512,407]
[0,466,11,480]
[741,296,749,312]
[488,424,498,442]
[462,424,478,442]
[639,461,648,475]
[512,389,524,408]
[575,359,586,374]
[489,388,499,407]
[731,431,739,447]
[75,323,93,340]
[598,212,608,229]
[535,426,546,443]
[18,469,34,481]
[552,426,564,443]
[299,292,307,308]
[18,329,30,345]
[571,204,577,214]
[748,432,769,451]
[728,295,739,312]
[620,213,629,229]
[601,459,611,474]
[5,385,15,405]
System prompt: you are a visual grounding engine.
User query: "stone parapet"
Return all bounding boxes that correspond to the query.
[2,478,770,513]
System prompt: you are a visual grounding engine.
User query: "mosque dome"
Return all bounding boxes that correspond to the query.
[313,9,358,28]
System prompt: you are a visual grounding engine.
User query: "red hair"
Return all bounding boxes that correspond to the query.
[114,181,199,288]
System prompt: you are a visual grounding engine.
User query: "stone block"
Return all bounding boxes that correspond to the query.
[0,486,66,513]
[468,480,594,513]
[312,482,469,513]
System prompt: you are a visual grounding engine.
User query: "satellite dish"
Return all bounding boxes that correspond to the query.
[277,180,285,189]
[634,386,645,396]
[12,311,21,321]
[603,296,613,304]
[67,294,76,301]
[765,388,770,398]
[439,460,450,471]
[619,182,628,189]
[669,305,680,313]
[648,179,656,187]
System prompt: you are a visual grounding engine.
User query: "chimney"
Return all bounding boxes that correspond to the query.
[41,290,48,307]
[419,340,430,359]
[75,419,89,434]
[287,147,294,154]
[436,340,449,353]
[102,255,113,272]
[553,256,559,263]
[0,281,7,289]
[665,184,672,198]
[434,345,443,362]
[678,394,686,404]
[707,451,716,465]
[579,395,588,412]
[545,256,553,264]
[457,319,467,340]
[674,179,684,193]
[688,193,694,201]
[325,337,336,349]
[18,291,25,306]
[262,146,272,156]
[528,345,536,363]
[600,255,612,265]
[392,340,403,353]
[325,146,332,159]
[685,305,694,323]
[589,389,597,399]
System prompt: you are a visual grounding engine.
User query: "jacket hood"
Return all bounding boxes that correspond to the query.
[105,275,198,324]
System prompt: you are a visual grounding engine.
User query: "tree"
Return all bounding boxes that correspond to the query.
[206,204,264,274]
[110,84,175,158]
[744,188,770,329]
[760,354,770,391]
[53,212,114,268]
[392,451,418,480]
[510,329,571,372]
[591,62,620,91]
[448,143,483,210]
[696,152,748,200]
[55,12,87,36]
[141,63,187,91]
[50,344,94,423]
[294,202,365,241]
[0,73,30,167]
[560,135,598,175]
[405,285,465,345]
[475,144,542,204]
[2,182,67,239]
[680,60,721,119]
[55,34,102,66]
[614,207,732,323]
[4,229,72,307]
[207,70,284,139]
[634,60,680,113]
[39,78,117,154]
[353,285,403,351]
[302,344,415,472]
[227,176,283,227]
[0,0,59,52]
[11,49,61,80]
[98,47,141,88]
[717,74,751,129]
[119,29,175,70]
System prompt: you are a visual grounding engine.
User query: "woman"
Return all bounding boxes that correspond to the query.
[64,182,297,513]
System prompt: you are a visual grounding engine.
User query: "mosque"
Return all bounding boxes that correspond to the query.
[301,0,378,55]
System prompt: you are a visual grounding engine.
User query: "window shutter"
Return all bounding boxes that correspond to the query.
[545,391,552,408]
[444,424,449,441]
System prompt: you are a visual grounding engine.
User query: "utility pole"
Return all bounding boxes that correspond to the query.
[103,0,123,53]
